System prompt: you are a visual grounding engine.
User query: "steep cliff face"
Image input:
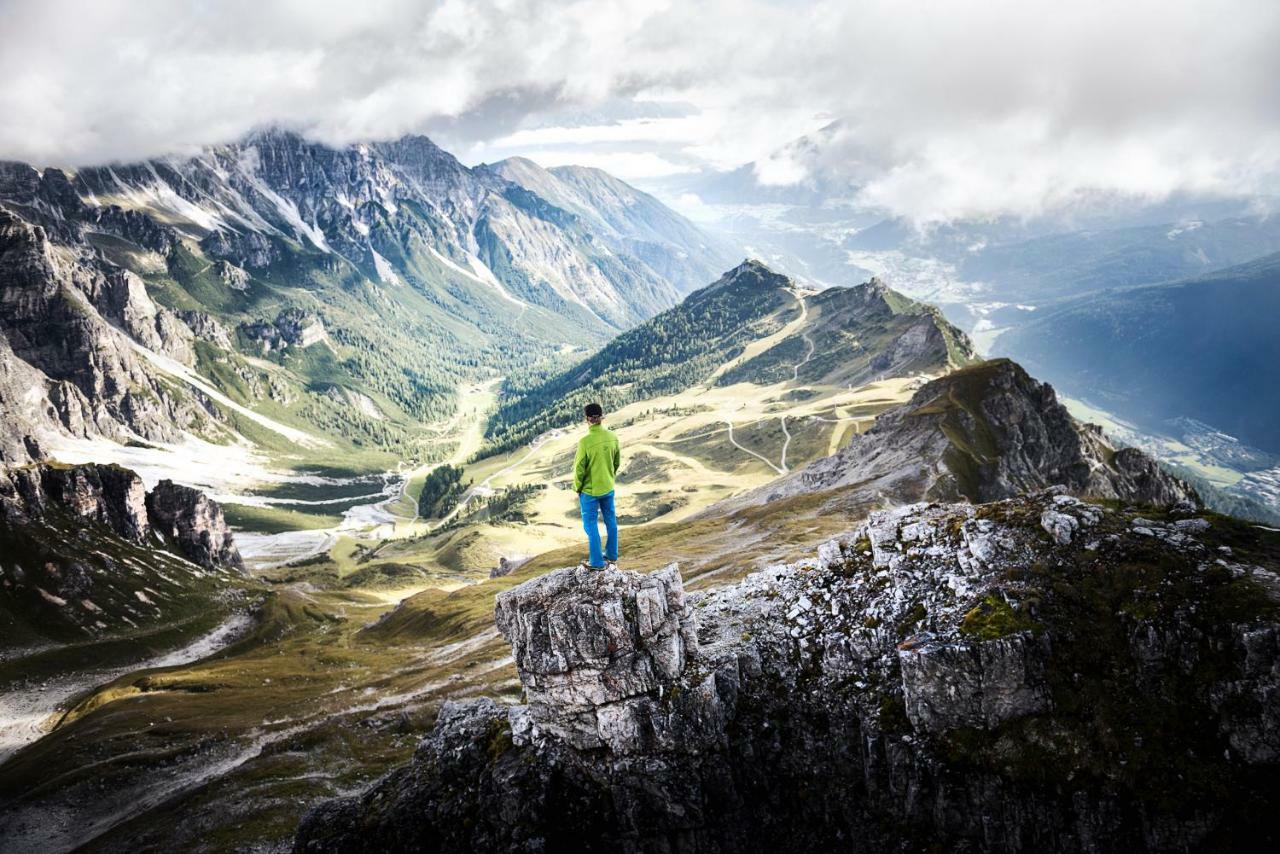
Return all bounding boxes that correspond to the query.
[295,491,1280,852]
[1,463,151,543]
[146,479,242,570]
[733,358,1195,513]
[0,210,214,461]
[0,463,242,568]
[0,463,244,645]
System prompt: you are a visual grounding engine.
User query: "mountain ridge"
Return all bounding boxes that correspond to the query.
[481,260,976,455]
[0,130,729,473]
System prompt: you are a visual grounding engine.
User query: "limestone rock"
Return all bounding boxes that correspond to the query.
[298,491,1280,852]
[146,479,243,570]
[495,563,698,750]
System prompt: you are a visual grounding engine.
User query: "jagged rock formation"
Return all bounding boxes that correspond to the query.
[0,463,244,644]
[295,491,1280,852]
[240,308,328,352]
[145,479,243,570]
[0,462,151,543]
[0,463,242,570]
[0,209,216,462]
[494,565,698,751]
[727,358,1196,513]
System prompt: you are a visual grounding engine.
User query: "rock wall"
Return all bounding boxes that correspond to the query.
[0,463,242,569]
[296,491,1280,852]
[146,479,243,570]
[0,210,214,463]
[734,359,1196,513]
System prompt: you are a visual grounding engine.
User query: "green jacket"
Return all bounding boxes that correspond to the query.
[574,423,620,496]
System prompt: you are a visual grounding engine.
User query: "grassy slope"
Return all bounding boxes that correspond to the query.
[719,283,974,387]
[482,261,797,454]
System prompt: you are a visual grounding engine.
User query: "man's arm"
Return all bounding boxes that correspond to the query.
[573,440,587,493]
[612,439,620,476]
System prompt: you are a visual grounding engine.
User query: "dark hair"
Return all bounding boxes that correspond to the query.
[584,402,604,419]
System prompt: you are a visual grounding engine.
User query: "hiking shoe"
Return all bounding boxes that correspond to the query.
[605,561,619,572]
[579,561,605,571]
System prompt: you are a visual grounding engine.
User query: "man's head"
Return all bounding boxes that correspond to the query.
[584,402,604,425]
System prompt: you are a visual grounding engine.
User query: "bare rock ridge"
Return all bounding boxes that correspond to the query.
[0,462,242,570]
[730,358,1195,513]
[295,491,1280,852]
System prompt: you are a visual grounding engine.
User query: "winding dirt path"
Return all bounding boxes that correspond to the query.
[719,289,812,475]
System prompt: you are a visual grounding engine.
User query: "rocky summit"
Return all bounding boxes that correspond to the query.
[727,358,1196,514]
[295,490,1280,852]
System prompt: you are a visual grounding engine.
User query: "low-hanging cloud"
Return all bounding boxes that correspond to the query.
[1,0,1277,224]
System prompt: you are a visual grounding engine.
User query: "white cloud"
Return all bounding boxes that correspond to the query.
[1,0,1277,223]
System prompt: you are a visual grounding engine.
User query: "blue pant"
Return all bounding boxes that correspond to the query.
[579,490,618,567]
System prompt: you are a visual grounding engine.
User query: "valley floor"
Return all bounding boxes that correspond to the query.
[0,363,931,852]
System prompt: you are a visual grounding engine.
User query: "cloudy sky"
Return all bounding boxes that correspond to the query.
[1,0,1278,223]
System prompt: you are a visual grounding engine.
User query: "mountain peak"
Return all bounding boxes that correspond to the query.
[733,356,1195,511]
[712,258,792,292]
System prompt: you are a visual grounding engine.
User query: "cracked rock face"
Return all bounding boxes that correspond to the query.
[146,479,243,570]
[296,491,1280,853]
[1,463,150,543]
[495,564,698,751]
[0,210,213,462]
[0,463,242,570]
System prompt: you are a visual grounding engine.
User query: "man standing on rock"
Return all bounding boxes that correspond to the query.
[574,402,620,571]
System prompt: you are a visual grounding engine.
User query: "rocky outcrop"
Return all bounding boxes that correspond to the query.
[63,128,696,329]
[0,463,241,570]
[240,308,327,352]
[296,491,1280,852]
[146,479,243,570]
[177,310,234,349]
[200,228,280,269]
[731,359,1196,514]
[0,328,58,464]
[0,463,151,543]
[495,565,699,752]
[488,556,524,579]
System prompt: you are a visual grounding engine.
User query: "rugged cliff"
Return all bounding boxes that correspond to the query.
[0,210,214,461]
[295,491,1280,852]
[726,358,1196,514]
[0,463,244,644]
